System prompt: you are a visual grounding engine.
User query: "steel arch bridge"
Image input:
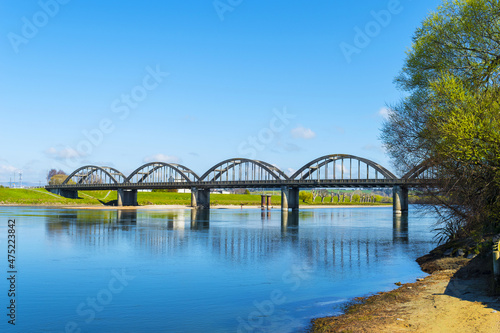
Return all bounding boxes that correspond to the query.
[64,166,127,185]
[46,154,435,211]
[125,162,200,184]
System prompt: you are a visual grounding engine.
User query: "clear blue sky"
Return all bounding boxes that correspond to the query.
[0,0,442,184]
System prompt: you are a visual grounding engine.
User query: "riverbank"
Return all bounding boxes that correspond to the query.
[0,188,391,208]
[311,244,500,332]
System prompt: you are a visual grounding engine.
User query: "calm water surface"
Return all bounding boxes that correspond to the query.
[0,206,436,332]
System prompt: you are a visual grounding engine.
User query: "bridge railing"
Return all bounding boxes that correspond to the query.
[46,178,432,191]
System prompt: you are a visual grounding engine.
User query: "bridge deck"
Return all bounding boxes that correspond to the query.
[46,178,430,191]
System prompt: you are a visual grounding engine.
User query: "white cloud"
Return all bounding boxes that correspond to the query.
[362,144,384,153]
[378,107,391,120]
[291,126,316,139]
[45,147,84,160]
[286,168,296,176]
[333,126,345,135]
[144,154,180,164]
[0,164,19,175]
[183,115,197,122]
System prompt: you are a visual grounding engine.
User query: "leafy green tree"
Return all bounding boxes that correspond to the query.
[381,0,500,241]
[299,191,313,203]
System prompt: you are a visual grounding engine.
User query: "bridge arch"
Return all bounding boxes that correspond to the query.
[291,154,397,181]
[200,158,289,182]
[402,160,437,179]
[63,166,126,185]
[125,162,200,183]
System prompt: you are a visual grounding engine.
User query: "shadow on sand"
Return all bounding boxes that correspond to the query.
[443,254,500,312]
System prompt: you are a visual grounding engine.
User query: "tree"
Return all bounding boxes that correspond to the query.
[48,174,72,185]
[299,191,313,203]
[318,190,329,203]
[311,190,319,202]
[381,0,500,242]
[47,169,66,182]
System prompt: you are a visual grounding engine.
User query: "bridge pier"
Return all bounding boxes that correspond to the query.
[48,188,78,199]
[191,188,210,209]
[261,195,272,209]
[117,189,138,206]
[393,185,408,215]
[281,186,299,210]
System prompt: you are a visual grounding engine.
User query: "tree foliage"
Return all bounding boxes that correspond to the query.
[381,0,500,241]
[48,174,72,185]
[47,169,66,182]
[299,191,313,203]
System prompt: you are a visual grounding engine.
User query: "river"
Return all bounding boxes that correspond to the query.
[0,206,437,332]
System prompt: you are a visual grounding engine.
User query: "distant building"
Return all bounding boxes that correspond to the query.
[212,190,230,194]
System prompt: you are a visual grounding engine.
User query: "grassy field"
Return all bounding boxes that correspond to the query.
[0,188,391,207]
[0,188,127,205]
[137,192,285,206]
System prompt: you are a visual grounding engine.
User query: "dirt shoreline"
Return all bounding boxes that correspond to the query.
[0,204,390,210]
[311,250,500,332]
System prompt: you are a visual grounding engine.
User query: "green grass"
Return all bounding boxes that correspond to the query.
[137,192,191,205]
[138,193,282,206]
[0,188,105,205]
[0,188,391,207]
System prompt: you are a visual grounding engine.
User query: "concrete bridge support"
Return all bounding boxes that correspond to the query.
[48,188,78,199]
[393,185,408,215]
[281,186,299,210]
[261,195,272,209]
[191,188,210,209]
[117,189,138,206]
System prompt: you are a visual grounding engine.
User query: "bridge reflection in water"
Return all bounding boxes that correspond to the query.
[44,209,410,270]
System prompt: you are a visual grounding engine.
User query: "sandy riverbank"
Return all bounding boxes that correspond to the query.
[311,250,500,332]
